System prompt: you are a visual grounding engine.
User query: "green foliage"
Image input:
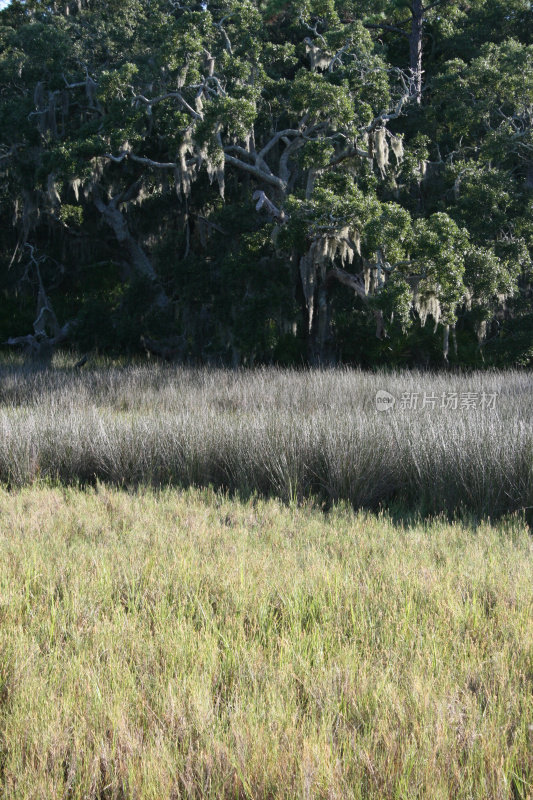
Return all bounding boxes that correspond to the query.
[376,272,413,331]
[0,0,531,366]
[289,69,354,125]
[364,202,412,261]
[97,63,139,103]
[411,214,469,316]
[58,204,83,226]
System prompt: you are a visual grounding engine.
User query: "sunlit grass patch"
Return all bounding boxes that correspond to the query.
[0,485,531,798]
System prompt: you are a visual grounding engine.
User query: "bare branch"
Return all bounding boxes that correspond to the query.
[326,267,367,301]
[257,129,301,162]
[362,76,413,134]
[0,144,23,162]
[279,137,306,184]
[322,144,371,170]
[224,142,276,176]
[61,75,90,89]
[223,153,286,190]
[328,42,353,72]
[199,75,227,97]
[215,15,234,55]
[133,91,203,120]
[299,15,327,44]
[92,185,170,308]
[326,267,387,338]
[194,215,229,235]
[104,151,177,169]
[224,144,255,161]
[364,22,410,38]
[6,246,75,360]
[252,190,285,220]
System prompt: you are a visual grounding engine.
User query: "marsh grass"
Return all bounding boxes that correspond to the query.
[0,485,531,799]
[0,363,531,517]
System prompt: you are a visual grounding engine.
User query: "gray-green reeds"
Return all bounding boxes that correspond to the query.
[0,364,531,517]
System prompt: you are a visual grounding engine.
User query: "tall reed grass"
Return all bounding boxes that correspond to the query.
[0,363,531,517]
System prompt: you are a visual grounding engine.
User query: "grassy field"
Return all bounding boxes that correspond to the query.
[0,485,531,799]
[0,363,532,797]
[0,362,532,517]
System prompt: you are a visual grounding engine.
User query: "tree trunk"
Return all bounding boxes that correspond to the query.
[410,0,424,104]
[93,190,169,308]
[525,162,533,189]
[312,283,331,365]
[443,323,450,361]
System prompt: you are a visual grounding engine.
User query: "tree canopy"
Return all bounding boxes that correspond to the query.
[0,0,531,365]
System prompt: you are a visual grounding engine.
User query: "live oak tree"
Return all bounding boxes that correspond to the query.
[0,0,531,364]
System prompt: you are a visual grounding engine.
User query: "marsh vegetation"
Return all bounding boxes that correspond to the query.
[0,363,531,519]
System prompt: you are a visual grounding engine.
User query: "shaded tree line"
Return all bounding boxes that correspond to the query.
[0,0,531,366]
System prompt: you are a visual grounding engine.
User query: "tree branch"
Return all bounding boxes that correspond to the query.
[252,190,285,220]
[224,144,276,176]
[322,144,371,170]
[133,91,203,120]
[215,15,234,55]
[104,151,177,169]
[326,267,387,338]
[223,144,255,161]
[364,22,410,38]
[0,144,23,162]
[279,137,306,184]
[326,267,368,301]
[421,0,446,13]
[257,129,301,161]
[299,15,327,44]
[223,153,286,190]
[362,76,413,134]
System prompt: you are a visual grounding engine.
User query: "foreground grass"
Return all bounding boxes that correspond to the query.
[0,486,531,799]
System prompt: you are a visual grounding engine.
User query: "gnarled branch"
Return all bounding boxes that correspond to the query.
[104,151,177,169]
[133,90,204,120]
[223,153,286,190]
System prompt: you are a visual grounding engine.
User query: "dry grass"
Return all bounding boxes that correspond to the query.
[0,485,531,799]
[0,362,532,517]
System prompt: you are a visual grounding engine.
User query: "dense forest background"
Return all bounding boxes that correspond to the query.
[0,0,531,366]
